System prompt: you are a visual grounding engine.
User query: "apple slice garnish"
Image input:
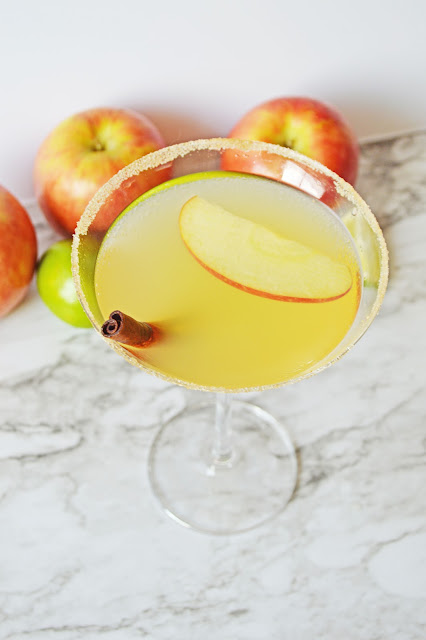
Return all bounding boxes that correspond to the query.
[179,196,352,302]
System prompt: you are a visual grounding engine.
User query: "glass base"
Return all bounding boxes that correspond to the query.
[148,399,297,534]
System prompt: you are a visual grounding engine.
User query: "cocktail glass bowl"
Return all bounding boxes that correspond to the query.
[72,138,388,534]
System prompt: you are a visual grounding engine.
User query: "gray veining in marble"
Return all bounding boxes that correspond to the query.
[0,131,425,639]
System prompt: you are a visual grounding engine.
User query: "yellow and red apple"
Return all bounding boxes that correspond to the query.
[179,196,352,303]
[0,186,37,317]
[223,97,359,186]
[34,108,169,236]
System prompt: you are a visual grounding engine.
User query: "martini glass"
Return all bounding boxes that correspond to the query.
[72,138,388,534]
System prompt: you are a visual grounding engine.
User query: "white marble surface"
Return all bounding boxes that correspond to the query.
[1,132,425,639]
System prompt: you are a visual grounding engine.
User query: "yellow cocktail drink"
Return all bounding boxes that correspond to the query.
[94,171,361,390]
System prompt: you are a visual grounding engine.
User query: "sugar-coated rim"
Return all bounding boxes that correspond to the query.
[71,138,389,392]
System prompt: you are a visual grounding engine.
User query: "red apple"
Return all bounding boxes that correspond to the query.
[0,186,37,317]
[34,108,169,236]
[222,97,359,185]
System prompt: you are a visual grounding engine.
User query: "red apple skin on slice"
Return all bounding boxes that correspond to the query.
[179,196,353,303]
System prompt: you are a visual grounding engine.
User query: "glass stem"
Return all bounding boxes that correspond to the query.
[212,393,234,466]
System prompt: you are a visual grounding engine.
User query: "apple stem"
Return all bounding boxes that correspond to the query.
[281,138,296,151]
[92,140,105,152]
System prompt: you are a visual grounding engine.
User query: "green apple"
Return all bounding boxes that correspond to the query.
[37,239,91,327]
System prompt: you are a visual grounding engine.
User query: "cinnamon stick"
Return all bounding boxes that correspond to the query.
[101,310,156,348]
